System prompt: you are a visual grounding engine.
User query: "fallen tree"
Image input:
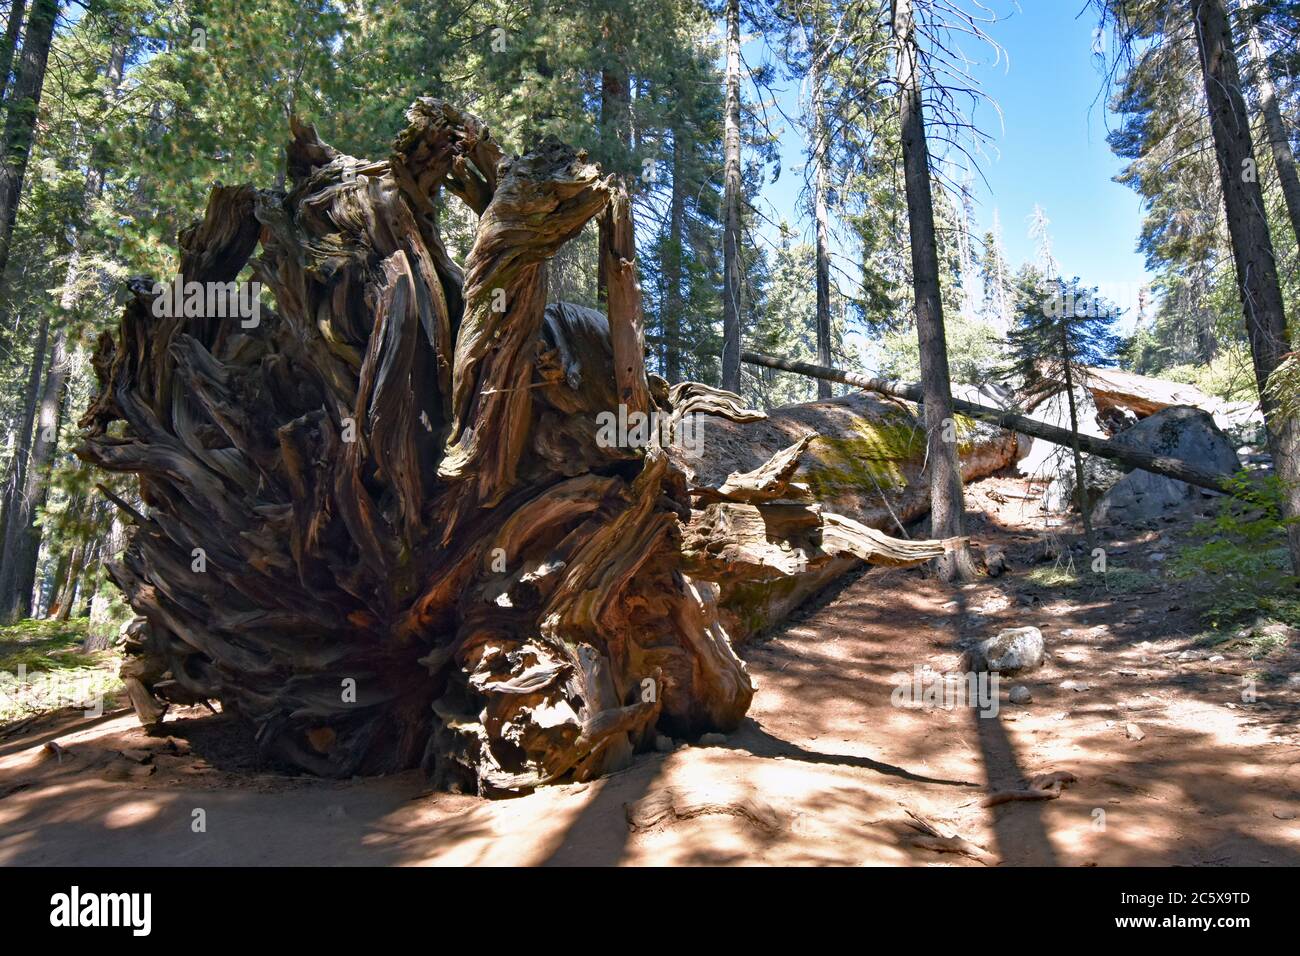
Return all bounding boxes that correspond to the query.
[678,390,1021,639]
[79,100,985,796]
[740,351,1237,495]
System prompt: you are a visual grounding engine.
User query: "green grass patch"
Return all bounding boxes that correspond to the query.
[0,617,123,723]
[1024,562,1155,594]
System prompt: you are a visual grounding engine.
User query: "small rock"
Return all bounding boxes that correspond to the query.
[1126,722,1146,741]
[1208,654,1225,663]
[1148,552,1166,562]
[1009,685,1033,705]
[1273,809,1297,821]
[963,626,1045,676]
[653,734,674,753]
[698,732,728,746]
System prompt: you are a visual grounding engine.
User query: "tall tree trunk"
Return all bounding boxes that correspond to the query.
[1244,10,1300,249]
[49,539,84,621]
[1192,0,1300,577]
[0,0,27,104]
[811,25,833,400]
[596,26,630,306]
[1059,332,1094,548]
[664,128,687,383]
[0,326,67,620]
[0,0,57,284]
[45,544,70,616]
[721,0,743,393]
[893,0,977,583]
[0,307,47,610]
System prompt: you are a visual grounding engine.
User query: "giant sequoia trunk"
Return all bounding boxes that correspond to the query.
[78,100,952,796]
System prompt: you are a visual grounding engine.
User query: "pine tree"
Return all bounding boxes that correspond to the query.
[1005,274,1122,546]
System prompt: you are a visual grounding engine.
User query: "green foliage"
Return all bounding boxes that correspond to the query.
[1169,471,1300,633]
[743,226,862,407]
[1024,561,1155,594]
[1003,270,1122,388]
[1154,345,1260,403]
[876,311,1004,384]
[0,617,123,722]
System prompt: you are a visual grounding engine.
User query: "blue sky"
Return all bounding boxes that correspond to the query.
[746,0,1153,331]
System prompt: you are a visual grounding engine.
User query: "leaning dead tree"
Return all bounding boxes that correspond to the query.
[79,100,958,796]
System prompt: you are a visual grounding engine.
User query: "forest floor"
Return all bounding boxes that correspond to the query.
[2,473,1298,866]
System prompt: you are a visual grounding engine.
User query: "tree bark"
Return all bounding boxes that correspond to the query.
[0,327,67,621]
[811,24,833,400]
[663,129,686,382]
[892,0,977,583]
[1060,350,1094,547]
[0,0,56,283]
[721,0,743,393]
[1244,10,1300,249]
[0,0,27,104]
[47,539,84,621]
[597,57,630,304]
[0,307,47,617]
[1192,0,1300,576]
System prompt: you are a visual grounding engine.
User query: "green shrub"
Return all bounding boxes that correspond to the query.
[1169,471,1300,634]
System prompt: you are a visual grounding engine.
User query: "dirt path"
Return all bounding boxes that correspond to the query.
[3,476,1298,866]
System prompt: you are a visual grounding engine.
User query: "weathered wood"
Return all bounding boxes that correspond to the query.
[77,99,942,796]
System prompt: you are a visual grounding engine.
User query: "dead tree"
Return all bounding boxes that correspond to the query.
[79,100,945,796]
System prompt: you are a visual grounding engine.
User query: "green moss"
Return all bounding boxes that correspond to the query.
[723,575,805,636]
[802,414,926,497]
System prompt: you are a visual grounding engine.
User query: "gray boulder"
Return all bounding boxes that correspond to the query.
[1092,406,1240,526]
[962,626,1045,676]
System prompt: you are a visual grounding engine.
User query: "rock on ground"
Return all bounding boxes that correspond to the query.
[962,626,1046,676]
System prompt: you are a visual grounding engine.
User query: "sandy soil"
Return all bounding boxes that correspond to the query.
[3,475,1298,866]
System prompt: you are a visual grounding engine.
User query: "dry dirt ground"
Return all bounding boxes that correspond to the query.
[2,474,1298,866]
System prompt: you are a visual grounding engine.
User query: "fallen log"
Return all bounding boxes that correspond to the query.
[678,390,1021,640]
[76,99,945,796]
[741,351,1234,495]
